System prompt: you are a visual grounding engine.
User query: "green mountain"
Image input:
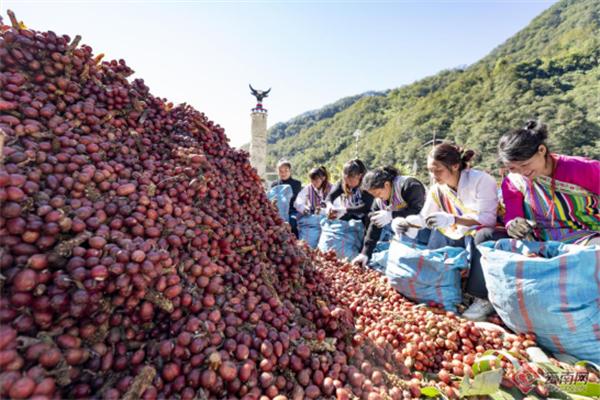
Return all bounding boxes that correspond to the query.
[267,0,600,182]
[268,91,387,145]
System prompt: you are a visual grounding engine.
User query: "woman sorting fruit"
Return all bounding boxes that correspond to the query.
[294,166,332,216]
[498,121,600,245]
[325,159,374,224]
[396,142,504,321]
[351,166,426,267]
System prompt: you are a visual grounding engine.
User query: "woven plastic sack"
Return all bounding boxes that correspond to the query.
[478,239,600,363]
[386,238,469,312]
[318,219,365,261]
[267,184,292,221]
[297,214,325,248]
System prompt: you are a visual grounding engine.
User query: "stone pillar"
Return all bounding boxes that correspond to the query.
[250,111,267,179]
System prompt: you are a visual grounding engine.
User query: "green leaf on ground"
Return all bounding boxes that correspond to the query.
[460,369,503,396]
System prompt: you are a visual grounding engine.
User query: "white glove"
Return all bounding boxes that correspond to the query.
[391,217,410,235]
[507,217,536,240]
[405,214,423,227]
[425,212,456,229]
[352,253,369,267]
[370,210,393,228]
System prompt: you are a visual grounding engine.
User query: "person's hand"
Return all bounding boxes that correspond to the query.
[370,210,393,228]
[352,253,368,267]
[507,217,537,240]
[317,207,328,216]
[391,217,410,235]
[329,207,346,220]
[324,203,337,219]
[425,212,456,229]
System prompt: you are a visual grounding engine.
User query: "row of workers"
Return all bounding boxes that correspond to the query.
[271,120,600,321]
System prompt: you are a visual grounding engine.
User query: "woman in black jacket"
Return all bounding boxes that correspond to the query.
[270,159,302,236]
[325,159,374,224]
[352,166,426,266]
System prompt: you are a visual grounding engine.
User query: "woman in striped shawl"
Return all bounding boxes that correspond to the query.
[294,166,334,248]
[399,142,506,321]
[294,166,332,216]
[499,121,600,245]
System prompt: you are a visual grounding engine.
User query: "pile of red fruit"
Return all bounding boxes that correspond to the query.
[1,10,595,400]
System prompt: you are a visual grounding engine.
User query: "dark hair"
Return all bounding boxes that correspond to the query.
[498,120,549,163]
[361,166,398,191]
[429,142,475,171]
[342,159,366,177]
[308,166,329,190]
[342,159,367,194]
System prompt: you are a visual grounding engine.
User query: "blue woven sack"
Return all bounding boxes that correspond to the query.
[386,239,469,312]
[478,239,600,363]
[267,184,293,222]
[318,219,365,260]
[297,214,325,248]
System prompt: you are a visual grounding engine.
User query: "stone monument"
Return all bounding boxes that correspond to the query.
[249,84,270,180]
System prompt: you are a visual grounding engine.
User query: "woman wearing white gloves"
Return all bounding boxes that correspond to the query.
[397,142,506,321]
[294,166,332,216]
[351,166,426,267]
[499,121,600,245]
[324,159,374,222]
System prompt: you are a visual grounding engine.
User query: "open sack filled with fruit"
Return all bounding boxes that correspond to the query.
[478,239,600,364]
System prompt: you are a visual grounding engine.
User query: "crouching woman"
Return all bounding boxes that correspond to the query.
[498,120,600,245]
[396,142,505,320]
[352,166,426,267]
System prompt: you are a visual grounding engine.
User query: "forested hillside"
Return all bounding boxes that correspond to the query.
[267,0,600,181]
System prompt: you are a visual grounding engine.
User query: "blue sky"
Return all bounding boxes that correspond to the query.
[3,0,557,147]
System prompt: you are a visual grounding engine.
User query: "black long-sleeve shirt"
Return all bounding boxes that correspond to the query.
[325,180,374,223]
[362,177,426,258]
[270,177,302,215]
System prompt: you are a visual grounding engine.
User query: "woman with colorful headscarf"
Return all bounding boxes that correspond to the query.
[498,120,600,245]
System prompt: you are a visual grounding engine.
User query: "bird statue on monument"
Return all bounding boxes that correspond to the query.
[249,84,271,111]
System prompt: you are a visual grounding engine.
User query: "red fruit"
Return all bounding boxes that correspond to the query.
[33,378,56,395]
[117,183,136,196]
[162,363,180,382]
[305,385,321,398]
[200,369,217,388]
[336,388,351,400]
[27,254,48,270]
[0,328,17,351]
[295,344,310,360]
[438,369,451,384]
[39,348,61,368]
[13,269,37,291]
[0,350,17,367]
[9,377,35,399]
[219,361,237,382]
[131,250,145,262]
